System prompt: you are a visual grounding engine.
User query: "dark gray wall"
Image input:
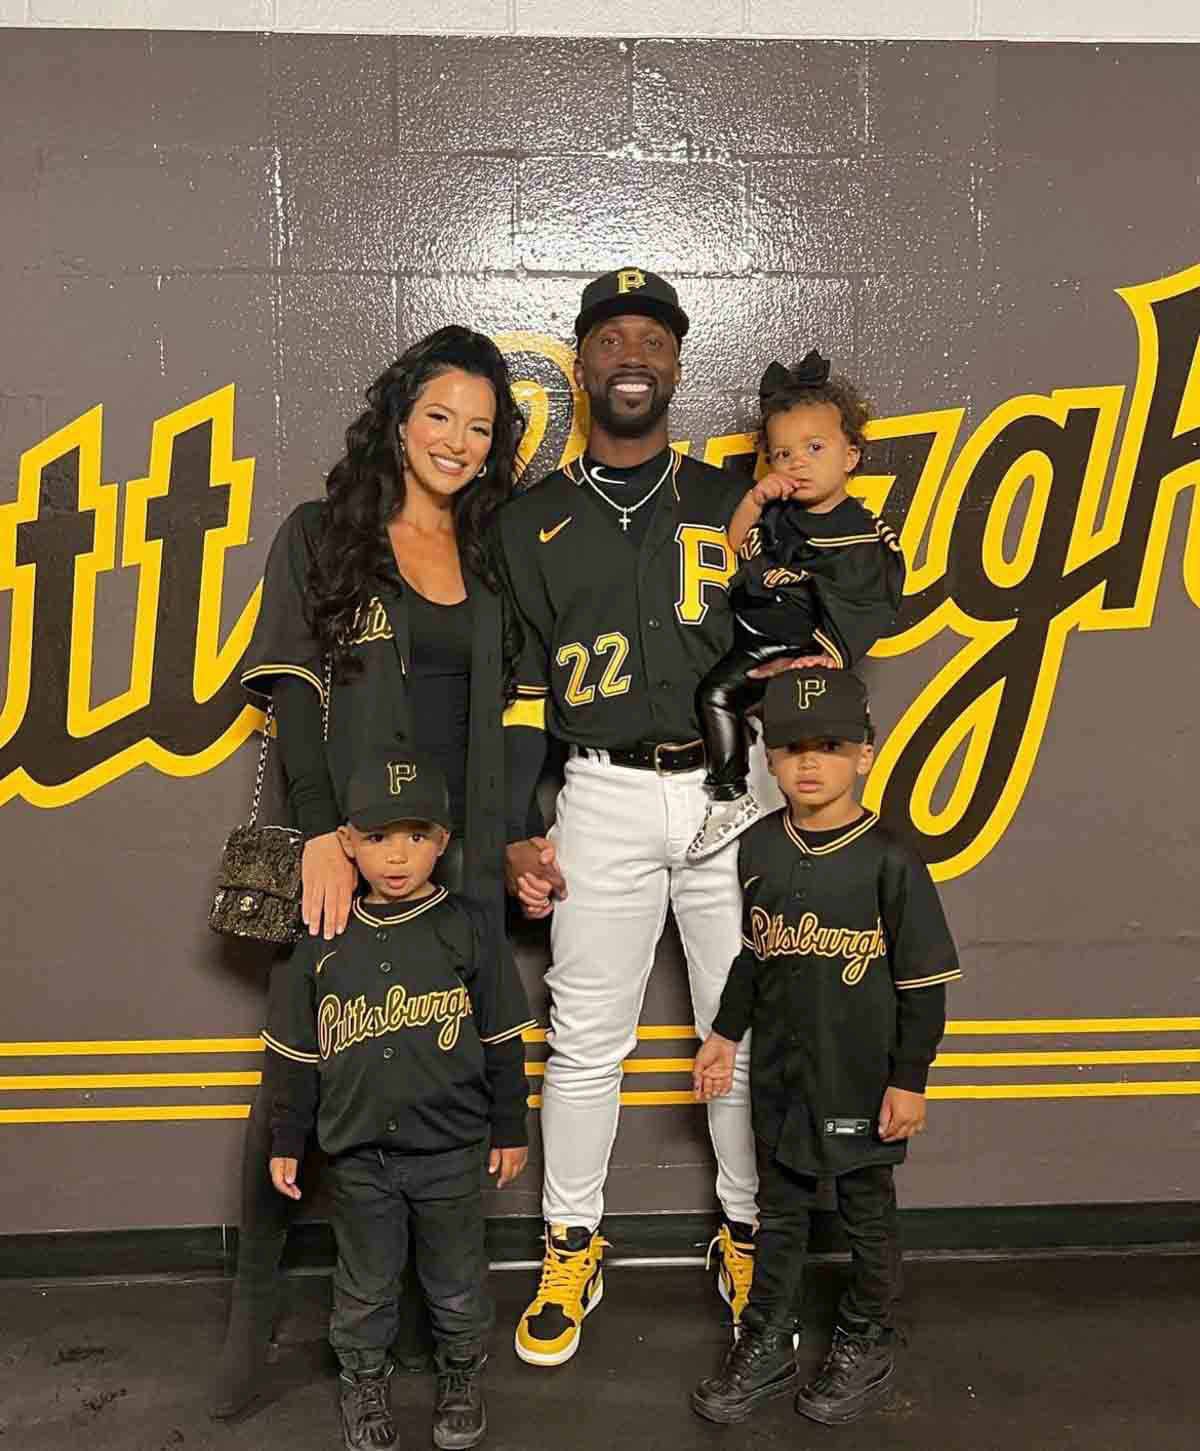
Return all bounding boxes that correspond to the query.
[1,31,1198,1234]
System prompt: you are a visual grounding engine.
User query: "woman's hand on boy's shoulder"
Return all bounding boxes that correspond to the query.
[878,1086,926,1141]
[302,832,356,940]
[488,1145,528,1188]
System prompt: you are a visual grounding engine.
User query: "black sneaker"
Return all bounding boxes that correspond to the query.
[794,1321,895,1425]
[691,1323,799,1424]
[339,1361,398,1450]
[433,1349,487,1450]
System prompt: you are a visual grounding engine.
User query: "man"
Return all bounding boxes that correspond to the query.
[500,269,800,1366]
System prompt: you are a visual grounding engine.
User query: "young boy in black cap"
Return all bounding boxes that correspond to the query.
[690,669,960,1428]
[263,752,535,1451]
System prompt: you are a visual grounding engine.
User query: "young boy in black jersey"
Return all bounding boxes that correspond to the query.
[264,753,535,1451]
[690,669,960,1428]
[687,353,905,862]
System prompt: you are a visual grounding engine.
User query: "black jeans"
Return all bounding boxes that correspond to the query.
[329,1139,491,1371]
[695,634,802,797]
[748,1139,901,1334]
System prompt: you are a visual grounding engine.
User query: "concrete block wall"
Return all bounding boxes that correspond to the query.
[1,0,1198,41]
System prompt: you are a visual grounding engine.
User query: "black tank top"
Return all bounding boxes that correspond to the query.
[407,591,472,833]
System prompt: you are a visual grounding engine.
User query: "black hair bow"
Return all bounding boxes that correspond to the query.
[758,350,832,399]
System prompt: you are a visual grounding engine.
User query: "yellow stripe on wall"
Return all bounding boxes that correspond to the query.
[0,1106,252,1123]
[2,1020,1198,1059]
[0,1073,263,1091]
[927,1081,1200,1100]
[0,1038,265,1057]
[945,1018,1200,1035]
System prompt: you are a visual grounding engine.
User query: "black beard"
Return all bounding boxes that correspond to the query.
[587,381,674,439]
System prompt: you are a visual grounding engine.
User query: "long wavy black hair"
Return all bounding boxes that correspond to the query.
[308,326,526,696]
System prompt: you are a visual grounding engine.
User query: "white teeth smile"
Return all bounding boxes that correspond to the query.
[431,456,465,472]
[614,382,651,394]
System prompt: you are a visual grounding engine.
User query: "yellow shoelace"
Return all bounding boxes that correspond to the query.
[707,1226,754,1301]
[535,1236,609,1308]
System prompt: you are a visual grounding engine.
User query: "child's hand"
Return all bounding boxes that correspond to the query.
[878,1087,926,1141]
[747,651,839,681]
[269,1155,302,1200]
[692,1033,737,1101]
[488,1146,528,1188]
[749,472,802,512]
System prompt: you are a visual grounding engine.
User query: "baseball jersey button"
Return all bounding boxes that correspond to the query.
[648,617,661,629]
[383,1047,394,1060]
[379,961,391,974]
[376,931,387,941]
[386,1118,398,1132]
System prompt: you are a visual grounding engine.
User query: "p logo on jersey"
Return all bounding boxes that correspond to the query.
[797,678,827,711]
[387,761,417,794]
[616,268,646,293]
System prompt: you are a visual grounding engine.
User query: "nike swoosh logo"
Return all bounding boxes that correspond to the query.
[539,516,572,543]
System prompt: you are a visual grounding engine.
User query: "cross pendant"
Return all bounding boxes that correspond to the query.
[618,511,631,531]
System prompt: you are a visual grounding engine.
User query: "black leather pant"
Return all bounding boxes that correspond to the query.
[695,635,799,798]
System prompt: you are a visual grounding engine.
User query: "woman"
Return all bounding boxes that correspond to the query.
[211,326,534,1419]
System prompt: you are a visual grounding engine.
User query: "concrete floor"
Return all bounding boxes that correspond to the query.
[0,1252,1196,1451]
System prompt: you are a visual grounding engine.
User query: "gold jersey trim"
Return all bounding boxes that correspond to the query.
[895,969,963,990]
[805,532,884,548]
[782,810,878,855]
[260,1030,319,1065]
[352,887,448,928]
[503,697,547,730]
[811,628,845,667]
[479,1019,539,1046]
[240,662,326,703]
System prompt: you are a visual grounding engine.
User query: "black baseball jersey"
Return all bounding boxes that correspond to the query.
[240,501,510,927]
[711,809,960,1176]
[263,888,536,1160]
[496,450,749,747]
[733,495,905,666]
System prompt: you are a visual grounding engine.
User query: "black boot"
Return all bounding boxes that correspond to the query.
[691,1319,798,1424]
[208,1230,285,1419]
[339,1361,398,1450]
[433,1348,487,1450]
[794,1320,895,1425]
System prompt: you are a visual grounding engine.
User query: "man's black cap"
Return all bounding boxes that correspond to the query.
[344,752,451,832]
[574,267,690,344]
[762,669,872,749]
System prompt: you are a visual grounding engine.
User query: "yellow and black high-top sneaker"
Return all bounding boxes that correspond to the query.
[707,1220,756,1328]
[514,1224,608,1366]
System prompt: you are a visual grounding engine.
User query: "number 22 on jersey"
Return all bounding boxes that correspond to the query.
[555,632,632,707]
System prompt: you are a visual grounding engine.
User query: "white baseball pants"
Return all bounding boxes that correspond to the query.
[540,751,760,1230]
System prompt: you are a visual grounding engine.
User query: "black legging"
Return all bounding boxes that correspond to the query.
[695,634,800,798]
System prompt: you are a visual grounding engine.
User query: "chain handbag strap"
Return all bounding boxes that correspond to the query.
[248,656,332,826]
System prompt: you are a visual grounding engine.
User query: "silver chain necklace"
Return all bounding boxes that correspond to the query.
[579,453,672,532]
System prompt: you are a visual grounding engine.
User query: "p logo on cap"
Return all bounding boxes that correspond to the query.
[617,267,646,293]
[797,678,827,710]
[387,761,416,794]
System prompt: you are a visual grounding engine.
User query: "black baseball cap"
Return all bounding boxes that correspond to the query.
[574,267,690,344]
[344,752,451,832]
[762,669,872,749]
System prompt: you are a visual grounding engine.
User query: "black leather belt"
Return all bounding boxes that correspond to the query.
[575,740,706,774]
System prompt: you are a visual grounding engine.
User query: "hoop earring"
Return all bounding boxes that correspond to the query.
[476,461,488,478]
